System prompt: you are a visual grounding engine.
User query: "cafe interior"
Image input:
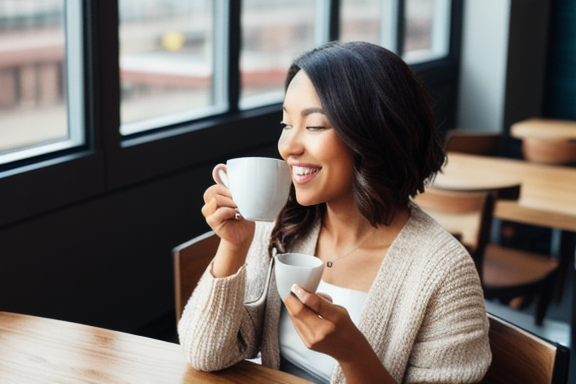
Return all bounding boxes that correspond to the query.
[1,0,575,382]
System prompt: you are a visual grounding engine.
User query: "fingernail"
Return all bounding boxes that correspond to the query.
[291,284,303,299]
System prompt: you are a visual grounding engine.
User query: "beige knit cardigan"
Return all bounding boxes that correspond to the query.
[178,203,492,384]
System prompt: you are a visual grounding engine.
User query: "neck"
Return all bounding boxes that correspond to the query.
[322,203,375,246]
[322,203,410,247]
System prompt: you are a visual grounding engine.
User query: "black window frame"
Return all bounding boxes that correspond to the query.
[0,0,462,228]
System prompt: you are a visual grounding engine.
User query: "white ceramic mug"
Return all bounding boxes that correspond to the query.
[274,253,324,300]
[212,157,291,222]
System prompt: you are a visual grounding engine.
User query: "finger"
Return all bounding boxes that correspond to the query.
[202,193,237,217]
[284,292,336,352]
[316,292,333,303]
[203,184,233,204]
[205,206,240,227]
[291,284,335,319]
[284,290,324,322]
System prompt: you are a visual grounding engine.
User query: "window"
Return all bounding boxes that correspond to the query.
[340,0,398,49]
[0,0,460,226]
[239,0,327,110]
[340,0,451,63]
[404,0,451,63]
[0,0,84,165]
[118,0,227,136]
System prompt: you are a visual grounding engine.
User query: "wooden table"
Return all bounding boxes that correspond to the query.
[0,311,312,384]
[510,118,576,164]
[434,152,576,232]
[511,118,576,141]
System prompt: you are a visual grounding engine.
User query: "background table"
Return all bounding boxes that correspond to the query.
[0,311,311,384]
[434,152,576,232]
[510,118,576,164]
[511,118,576,141]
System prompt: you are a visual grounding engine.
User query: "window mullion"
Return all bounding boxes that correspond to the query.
[227,0,241,113]
[380,0,400,54]
[396,0,405,56]
[65,0,85,148]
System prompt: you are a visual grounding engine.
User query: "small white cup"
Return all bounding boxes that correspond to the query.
[212,157,291,222]
[274,253,324,300]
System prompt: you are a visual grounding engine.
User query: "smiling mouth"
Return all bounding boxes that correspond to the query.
[292,166,320,176]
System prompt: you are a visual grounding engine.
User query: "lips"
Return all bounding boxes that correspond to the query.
[291,164,321,184]
[292,166,319,176]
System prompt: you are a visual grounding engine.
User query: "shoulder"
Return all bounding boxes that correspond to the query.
[383,202,479,289]
[402,202,472,263]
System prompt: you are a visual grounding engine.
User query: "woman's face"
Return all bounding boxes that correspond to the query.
[278,70,355,207]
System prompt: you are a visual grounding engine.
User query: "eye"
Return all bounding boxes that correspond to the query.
[280,122,292,130]
[306,126,326,131]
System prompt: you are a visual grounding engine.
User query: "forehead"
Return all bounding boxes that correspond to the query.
[284,71,322,112]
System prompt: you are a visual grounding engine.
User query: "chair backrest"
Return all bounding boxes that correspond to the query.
[481,312,570,384]
[173,231,219,324]
[413,188,493,278]
[444,129,502,156]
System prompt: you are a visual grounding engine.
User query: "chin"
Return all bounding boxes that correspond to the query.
[295,193,322,207]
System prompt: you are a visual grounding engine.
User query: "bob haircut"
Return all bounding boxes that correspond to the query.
[270,41,445,255]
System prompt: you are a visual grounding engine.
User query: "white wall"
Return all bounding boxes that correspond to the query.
[456,0,511,132]
[456,0,549,133]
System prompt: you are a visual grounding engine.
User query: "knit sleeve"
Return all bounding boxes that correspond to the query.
[177,264,261,371]
[177,223,274,372]
[405,246,492,384]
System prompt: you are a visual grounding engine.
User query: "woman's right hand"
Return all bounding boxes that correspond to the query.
[201,183,255,277]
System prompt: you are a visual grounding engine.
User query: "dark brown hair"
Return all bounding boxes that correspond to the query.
[270,41,445,255]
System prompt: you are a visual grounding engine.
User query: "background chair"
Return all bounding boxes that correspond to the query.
[480,312,569,384]
[173,231,219,325]
[444,129,502,156]
[413,188,560,325]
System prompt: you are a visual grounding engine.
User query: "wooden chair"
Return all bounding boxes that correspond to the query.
[173,231,219,325]
[480,312,570,384]
[413,188,560,325]
[444,129,502,156]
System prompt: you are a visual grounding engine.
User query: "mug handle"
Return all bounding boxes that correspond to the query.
[212,164,229,187]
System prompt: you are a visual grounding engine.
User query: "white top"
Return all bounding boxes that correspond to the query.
[279,280,368,381]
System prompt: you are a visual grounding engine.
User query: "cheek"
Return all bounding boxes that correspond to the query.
[331,145,356,185]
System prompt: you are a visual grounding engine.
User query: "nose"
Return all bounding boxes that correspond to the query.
[278,126,304,160]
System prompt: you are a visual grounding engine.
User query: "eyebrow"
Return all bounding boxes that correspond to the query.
[282,106,325,117]
[302,107,325,116]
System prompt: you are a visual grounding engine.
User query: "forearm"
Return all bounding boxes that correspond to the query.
[178,266,257,371]
[211,237,253,278]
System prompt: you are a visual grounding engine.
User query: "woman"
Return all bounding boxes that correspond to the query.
[178,41,491,384]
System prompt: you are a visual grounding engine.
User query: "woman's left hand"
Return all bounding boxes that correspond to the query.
[284,285,397,383]
[283,284,363,362]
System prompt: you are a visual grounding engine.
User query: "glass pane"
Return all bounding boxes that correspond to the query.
[239,0,322,109]
[404,0,450,63]
[119,0,225,136]
[0,0,83,165]
[340,0,399,53]
[340,0,382,45]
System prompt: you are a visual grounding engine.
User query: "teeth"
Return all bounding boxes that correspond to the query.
[293,166,319,176]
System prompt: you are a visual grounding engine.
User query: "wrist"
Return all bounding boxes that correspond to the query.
[211,238,252,278]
